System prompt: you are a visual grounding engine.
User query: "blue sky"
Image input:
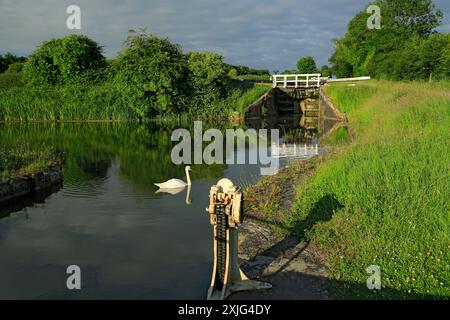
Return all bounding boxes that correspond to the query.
[1,0,449,71]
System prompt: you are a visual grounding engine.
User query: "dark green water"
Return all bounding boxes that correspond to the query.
[0,118,324,299]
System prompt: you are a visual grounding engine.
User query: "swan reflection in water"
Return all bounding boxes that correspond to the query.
[155,184,192,205]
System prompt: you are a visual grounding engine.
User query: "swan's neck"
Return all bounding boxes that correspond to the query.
[185,185,192,205]
[185,167,192,185]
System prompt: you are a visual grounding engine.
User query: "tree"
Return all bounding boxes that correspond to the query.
[0,53,26,73]
[329,0,445,80]
[55,35,106,83]
[23,35,106,85]
[23,39,62,85]
[186,51,227,115]
[187,51,227,88]
[378,0,443,37]
[320,65,331,77]
[296,56,318,74]
[0,55,6,73]
[113,29,188,117]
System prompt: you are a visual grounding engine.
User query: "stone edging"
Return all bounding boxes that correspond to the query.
[0,163,62,204]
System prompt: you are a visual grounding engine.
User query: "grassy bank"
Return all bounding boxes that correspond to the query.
[228,84,270,113]
[0,73,269,121]
[287,80,449,299]
[0,83,135,121]
[0,147,57,182]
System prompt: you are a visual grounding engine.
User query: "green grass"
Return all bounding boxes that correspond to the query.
[321,126,350,146]
[323,81,379,114]
[0,83,135,121]
[0,73,24,90]
[0,147,56,181]
[288,81,450,299]
[0,73,269,121]
[227,84,270,113]
[231,74,271,81]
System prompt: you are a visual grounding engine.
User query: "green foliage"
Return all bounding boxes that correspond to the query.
[323,83,379,113]
[290,81,450,298]
[187,51,227,88]
[0,84,134,121]
[5,62,24,74]
[2,29,272,120]
[224,64,269,76]
[296,56,318,74]
[320,65,331,77]
[378,0,443,37]
[382,33,450,81]
[0,53,26,73]
[23,35,106,85]
[321,126,350,145]
[227,68,238,77]
[330,0,447,80]
[227,84,269,112]
[55,35,106,83]
[23,38,62,85]
[0,146,55,182]
[186,51,228,116]
[230,74,271,81]
[113,29,188,117]
[0,73,24,90]
[280,69,297,75]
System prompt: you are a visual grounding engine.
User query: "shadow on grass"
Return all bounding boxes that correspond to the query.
[291,193,343,239]
[240,194,447,299]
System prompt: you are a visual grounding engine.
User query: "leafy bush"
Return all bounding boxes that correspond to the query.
[186,51,228,115]
[0,53,26,73]
[113,30,188,118]
[297,56,318,74]
[5,62,24,74]
[227,68,238,77]
[23,35,106,85]
[320,65,331,77]
[0,73,24,89]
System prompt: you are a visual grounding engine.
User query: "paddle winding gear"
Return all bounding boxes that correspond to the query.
[206,178,272,300]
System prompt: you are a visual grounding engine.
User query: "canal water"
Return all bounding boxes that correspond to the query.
[0,116,334,299]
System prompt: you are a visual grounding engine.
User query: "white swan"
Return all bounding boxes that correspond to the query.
[154,165,192,189]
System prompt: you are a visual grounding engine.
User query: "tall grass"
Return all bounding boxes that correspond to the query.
[321,126,350,146]
[288,81,450,299]
[226,84,269,113]
[323,81,379,114]
[0,73,24,90]
[0,74,269,121]
[0,83,135,121]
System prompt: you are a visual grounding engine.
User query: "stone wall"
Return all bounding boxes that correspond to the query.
[0,163,62,204]
[244,88,280,118]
